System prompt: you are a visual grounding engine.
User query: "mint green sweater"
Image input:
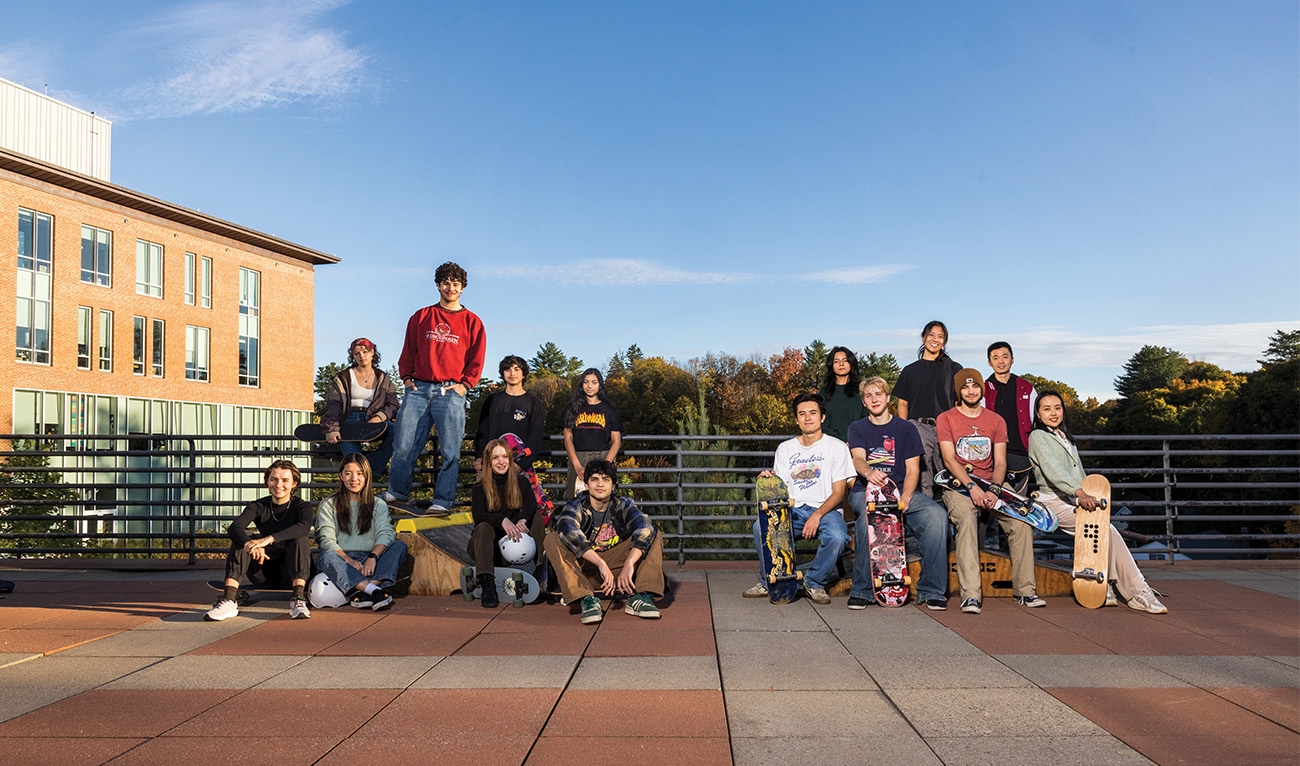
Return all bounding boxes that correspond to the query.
[315,496,395,554]
[1027,429,1086,502]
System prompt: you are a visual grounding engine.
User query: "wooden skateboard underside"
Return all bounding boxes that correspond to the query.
[1073,474,1113,609]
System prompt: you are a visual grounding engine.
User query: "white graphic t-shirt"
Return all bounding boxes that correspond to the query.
[772,434,855,512]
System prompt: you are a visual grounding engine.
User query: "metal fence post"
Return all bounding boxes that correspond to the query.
[186,437,198,565]
[676,438,686,567]
[1162,439,1176,566]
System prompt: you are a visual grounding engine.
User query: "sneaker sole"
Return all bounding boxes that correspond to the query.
[203,612,235,622]
[580,614,603,624]
[846,603,869,611]
[742,591,768,598]
[925,603,948,611]
[625,606,661,618]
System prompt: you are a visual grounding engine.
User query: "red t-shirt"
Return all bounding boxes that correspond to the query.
[935,407,1007,481]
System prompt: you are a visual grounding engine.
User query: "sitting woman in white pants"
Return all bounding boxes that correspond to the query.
[1027,391,1167,614]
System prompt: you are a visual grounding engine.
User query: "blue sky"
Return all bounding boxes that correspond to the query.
[6,1,1297,399]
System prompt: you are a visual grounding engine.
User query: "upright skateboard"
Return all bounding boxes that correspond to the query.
[934,468,1059,533]
[1072,474,1112,608]
[500,432,556,525]
[756,475,803,604]
[293,421,387,443]
[865,500,910,607]
[459,565,539,608]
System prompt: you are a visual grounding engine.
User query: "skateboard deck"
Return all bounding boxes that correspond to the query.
[459,565,539,607]
[865,502,910,607]
[208,579,290,606]
[934,468,1059,533]
[294,421,387,443]
[500,432,556,525]
[1072,473,1113,609]
[756,475,803,604]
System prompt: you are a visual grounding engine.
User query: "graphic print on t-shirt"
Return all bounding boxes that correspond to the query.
[868,436,896,470]
[591,522,621,552]
[575,411,607,429]
[783,450,825,493]
[512,408,528,422]
[955,427,992,464]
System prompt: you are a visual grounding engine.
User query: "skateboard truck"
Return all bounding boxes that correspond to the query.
[1072,566,1106,583]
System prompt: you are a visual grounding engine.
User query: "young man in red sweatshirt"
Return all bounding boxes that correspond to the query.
[381,262,487,511]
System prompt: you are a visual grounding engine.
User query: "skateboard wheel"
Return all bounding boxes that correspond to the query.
[873,577,882,588]
[460,566,474,601]
[1028,491,1039,499]
[904,576,912,585]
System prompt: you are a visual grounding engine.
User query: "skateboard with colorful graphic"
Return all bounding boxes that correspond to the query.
[756,475,803,604]
[865,499,910,607]
[1072,473,1112,609]
[293,421,387,443]
[934,468,1059,533]
[458,565,539,608]
[500,432,556,525]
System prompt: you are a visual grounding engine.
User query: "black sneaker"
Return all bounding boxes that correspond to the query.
[349,588,375,609]
[846,596,871,610]
[922,597,948,611]
[370,587,393,611]
[1014,594,1047,608]
[478,573,499,609]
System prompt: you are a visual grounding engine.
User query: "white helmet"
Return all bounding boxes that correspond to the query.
[498,534,537,566]
[308,572,347,608]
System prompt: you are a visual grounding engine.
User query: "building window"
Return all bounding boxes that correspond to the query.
[201,256,213,308]
[185,325,210,382]
[239,268,260,387]
[16,208,53,365]
[135,239,163,298]
[133,316,146,375]
[184,252,195,305]
[80,225,112,286]
[152,319,164,377]
[98,310,113,372]
[77,306,92,370]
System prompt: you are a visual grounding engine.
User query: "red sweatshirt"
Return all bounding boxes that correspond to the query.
[397,303,486,387]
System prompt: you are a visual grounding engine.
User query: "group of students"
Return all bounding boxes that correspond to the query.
[746,320,1168,615]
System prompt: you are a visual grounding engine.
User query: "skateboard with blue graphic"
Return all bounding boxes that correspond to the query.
[935,467,1059,533]
[756,475,803,604]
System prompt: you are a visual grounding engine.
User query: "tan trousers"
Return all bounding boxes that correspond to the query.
[942,490,1037,599]
[1041,494,1149,599]
[543,532,665,602]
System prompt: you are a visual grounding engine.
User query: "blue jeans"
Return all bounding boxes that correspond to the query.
[315,540,408,593]
[848,486,949,602]
[386,382,466,507]
[752,504,850,591]
[339,410,395,478]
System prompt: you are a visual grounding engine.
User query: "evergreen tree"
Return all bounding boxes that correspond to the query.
[0,441,79,555]
[1114,346,1188,401]
[802,339,828,391]
[529,342,584,379]
[1260,329,1300,365]
[858,352,901,388]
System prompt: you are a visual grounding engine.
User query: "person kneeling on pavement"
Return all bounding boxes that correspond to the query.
[314,453,407,611]
[543,459,664,624]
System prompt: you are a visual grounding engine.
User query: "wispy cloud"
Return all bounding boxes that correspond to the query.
[117,0,368,119]
[0,43,56,94]
[481,258,914,287]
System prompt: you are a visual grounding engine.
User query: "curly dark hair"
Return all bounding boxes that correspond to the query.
[347,340,381,368]
[434,261,468,287]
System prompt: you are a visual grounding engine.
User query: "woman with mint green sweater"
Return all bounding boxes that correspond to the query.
[315,454,407,611]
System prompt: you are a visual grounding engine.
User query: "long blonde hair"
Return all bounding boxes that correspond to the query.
[481,439,523,513]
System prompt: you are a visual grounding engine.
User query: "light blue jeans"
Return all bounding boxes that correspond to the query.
[752,504,850,591]
[848,486,949,602]
[339,410,395,478]
[315,540,408,593]
[386,382,466,507]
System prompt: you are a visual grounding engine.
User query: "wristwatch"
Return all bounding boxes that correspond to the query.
[965,482,976,492]
[365,553,378,561]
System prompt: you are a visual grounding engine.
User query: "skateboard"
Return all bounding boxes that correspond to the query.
[1072,473,1112,609]
[865,500,910,607]
[293,421,387,443]
[500,432,556,525]
[458,565,539,608]
[387,499,456,519]
[756,475,803,604]
[207,579,290,607]
[934,468,1059,533]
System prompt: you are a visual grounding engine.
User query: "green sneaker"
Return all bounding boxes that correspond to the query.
[579,595,603,624]
[624,593,661,619]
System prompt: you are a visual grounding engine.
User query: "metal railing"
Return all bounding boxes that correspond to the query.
[0,432,1295,565]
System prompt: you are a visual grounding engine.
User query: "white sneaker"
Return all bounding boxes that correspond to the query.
[380,490,405,504]
[1105,583,1118,607]
[204,598,238,622]
[742,583,769,598]
[1127,586,1167,614]
[289,597,312,619]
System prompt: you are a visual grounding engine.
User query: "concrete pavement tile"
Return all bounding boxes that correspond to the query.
[60,625,250,657]
[889,688,1104,737]
[1270,656,1300,669]
[995,654,1188,688]
[731,735,942,766]
[585,625,716,656]
[716,631,874,691]
[544,689,727,737]
[925,735,1155,765]
[0,628,125,654]
[810,600,938,632]
[1209,687,1300,733]
[834,625,985,657]
[0,652,40,668]
[128,606,281,629]
[15,609,159,631]
[0,686,86,723]
[0,607,55,629]
[187,609,384,655]
[712,604,829,632]
[723,690,912,738]
[529,736,732,765]
[352,688,557,738]
[569,656,719,690]
[1156,610,1300,653]
[322,733,537,766]
[317,612,483,656]
[1118,734,1300,765]
[104,654,309,688]
[410,654,577,688]
[454,628,596,656]
[1135,655,1300,687]
[1146,579,1295,613]
[481,602,585,632]
[865,654,1035,689]
[165,688,399,737]
[0,689,238,737]
[105,736,342,765]
[0,654,161,689]
[1045,687,1291,738]
[258,655,440,688]
[0,737,147,766]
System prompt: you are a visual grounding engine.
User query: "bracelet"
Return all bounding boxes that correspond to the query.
[365,553,378,561]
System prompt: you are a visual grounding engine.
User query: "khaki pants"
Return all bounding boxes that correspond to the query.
[1041,494,1149,599]
[544,532,665,602]
[942,490,1036,599]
